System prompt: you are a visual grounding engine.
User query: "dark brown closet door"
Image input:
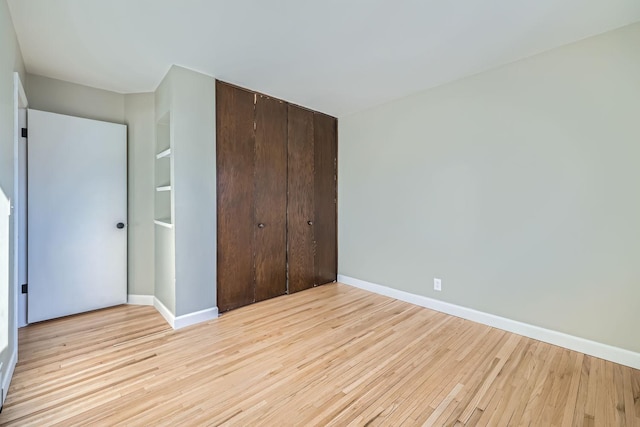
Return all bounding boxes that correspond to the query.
[254,95,288,302]
[216,82,256,312]
[313,113,338,285]
[287,105,315,293]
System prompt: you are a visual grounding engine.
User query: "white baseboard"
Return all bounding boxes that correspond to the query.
[174,306,219,330]
[338,275,640,370]
[2,349,17,405]
[152,297,218,330]
[127,294,155,306]
[153,297,176,328]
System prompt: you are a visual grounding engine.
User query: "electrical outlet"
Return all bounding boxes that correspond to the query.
[434,278,442,291]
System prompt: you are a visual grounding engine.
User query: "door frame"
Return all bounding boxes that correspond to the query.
[14,73,27,329]
[5,72,28,404]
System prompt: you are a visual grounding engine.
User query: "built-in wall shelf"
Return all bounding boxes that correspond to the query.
[155,115,172,224]
[156,148,171,159]
[154,219,173,229]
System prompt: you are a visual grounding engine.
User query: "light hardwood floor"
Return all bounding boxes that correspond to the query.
[1,283,639,426]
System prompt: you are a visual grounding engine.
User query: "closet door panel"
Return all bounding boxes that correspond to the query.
[287,105,315,293]
[254,95,288,302]
[313,113,338,285]
[216,82,256,312]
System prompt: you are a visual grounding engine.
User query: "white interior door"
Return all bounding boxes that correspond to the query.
[28,109,127,323]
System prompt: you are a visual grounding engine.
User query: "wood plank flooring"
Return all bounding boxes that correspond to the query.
[1,283,638,426]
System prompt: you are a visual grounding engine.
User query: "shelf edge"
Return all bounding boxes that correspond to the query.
[156,148,171,159]
[154,219,173,229]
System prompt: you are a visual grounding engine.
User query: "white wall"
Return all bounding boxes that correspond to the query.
[338,23,640,353]
[0,0,25,401]
[170,67,216,316]
[153,66,217,317]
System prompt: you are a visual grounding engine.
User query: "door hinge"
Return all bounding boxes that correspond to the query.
[21,128,27,138]
[21,284,27,294]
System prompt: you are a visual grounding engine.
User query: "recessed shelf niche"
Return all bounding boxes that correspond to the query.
[155,112,172,227]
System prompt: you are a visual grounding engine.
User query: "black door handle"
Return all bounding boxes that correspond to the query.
[117,222,125,229]
[307,221,313,226]
[257,223,265,229]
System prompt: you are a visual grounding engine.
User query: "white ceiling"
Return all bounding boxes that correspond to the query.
[7,0,640,116]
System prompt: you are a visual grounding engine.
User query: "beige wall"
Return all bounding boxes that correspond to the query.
[124,93,155,296]
[25,74,156,297]
[338,23,640,353]
[26,74,125,124]
[0,0,25,398]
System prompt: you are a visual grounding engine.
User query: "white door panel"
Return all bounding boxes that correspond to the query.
[28,109,127,323]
